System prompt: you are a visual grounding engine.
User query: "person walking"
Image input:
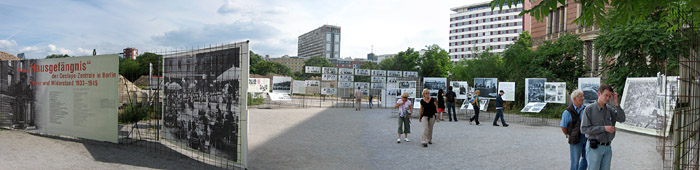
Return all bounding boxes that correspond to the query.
[445,86,457,122]
[437,89,446,121]
[561,90,587,170]
[418,88,438,147]
[493,90,509,127]
[354,87,363,111]
[469,90,481,125]
[581,84,626,170]
[369,94,374,109]
[394,93,413,143]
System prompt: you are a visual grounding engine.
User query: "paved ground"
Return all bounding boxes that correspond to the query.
[0,106,662,170]
[248,107,662,170]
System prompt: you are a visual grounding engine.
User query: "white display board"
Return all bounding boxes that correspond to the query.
[339,68,354,75]
[387,71,402,77]
[451,81,469,99]
[498,82,515,101]
[423,77,447,97]
[403,71,418,78]
[305,66,321,74]
[474,78,498,98]
[338,75,354,82]
[520,102,547,113]
[371,76,386,83]
[292,80,306,94]
[371,70,386,76]
[322,67,338,74]
[354,82,369,89]
[248,78,270,93]
[272,76,292,94]
[371,83,385,89]
[617,77,669,136]
[338,81,354,88]
[544,82,566,103]
[268,92,292,101]
[322,74,337,81]
[355,69,370,76]
[398,81,417,89]
[322,88,337,95]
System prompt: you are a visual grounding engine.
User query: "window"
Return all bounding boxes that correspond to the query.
[548,6,566,34]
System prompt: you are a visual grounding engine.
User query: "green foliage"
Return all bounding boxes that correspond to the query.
[248,51,292,76]
[536,33,587,91]
[418,44,452,77]
[595,19,687,94]
[46,54,70,59]
[378,48,420,71]
[250,51,263,74]
[135,52,163,76]
[247,93,264,106]
[119,103,149,124]
[304,56,334,68]
[452,49,505,85]
[360,62,378,70]
[119,58,142,82]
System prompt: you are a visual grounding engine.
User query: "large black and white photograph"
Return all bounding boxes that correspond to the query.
[423,77,447,96]
[498,82,515,101]
[578,77,600,107]
[618,77,664,136]
[451,81,469,99]
[0,60,36,130]
[387,88,401,97]
[305,80,320,94]
[403,71,418,78]
[322,67,338,74]
[398,81,417,89]
[521,102,547,113]
[371,76,386,83]
[401,89,417,98]
[656,72,665,95]
[163,44,245,162]
[371,83,385,89]
[339,68,354,75]
[474,78,498,98]
[354,82,370,89]
[387,71,402,77]
[387,77,398,83]
[321,88,337,95]
[544,82,566,103]
[525,78,546,103]
[322,74,337,81]
[305,66,321,74]
[247,78,270,93]
[338,81,354,88]
[355,69,370,76]
[272,76,292,94]
[371,70,386,76]
[292,80,306,94]
[338,75,354,82]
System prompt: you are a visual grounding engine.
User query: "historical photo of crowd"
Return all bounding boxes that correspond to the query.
[163,48,241,161]
[474,78,498,98]
[423,77,446,96]
[621,78,663,130]
[398,81,417,89]
[578,78,600,107]
[0,60,37,129]
[526,78,546,103]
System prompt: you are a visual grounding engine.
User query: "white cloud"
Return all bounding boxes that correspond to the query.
[47,44,73,55]
[19,46,38,52]
[0,40,17,48]
[48,44,56,51]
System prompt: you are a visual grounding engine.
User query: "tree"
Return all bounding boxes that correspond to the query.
[119,58,142,82]
[452,49,506,86]
[379,48,420,71]
[249,51,263,74]
[303,56,333,74]
[360,62,378,70]
[46,54,70,59]
[535,33,587,91]
[418,44,452,77]
[377,56,396,70]
[595,18,688,93]
[136,52,163,76]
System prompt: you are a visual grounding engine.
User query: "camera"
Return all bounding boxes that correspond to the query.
[590,139,599,149]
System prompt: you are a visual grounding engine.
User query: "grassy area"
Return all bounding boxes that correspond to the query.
[247,94,264,106]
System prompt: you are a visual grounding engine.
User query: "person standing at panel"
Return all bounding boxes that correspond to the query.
[437,89,446,121]
[419,89,438,147]
[493,90,509,127]
[394,93,413,143]
[561,90,587,170]
[469,90,481,125]
[445,86,458,122]
[355,87,363,111]
[581,84,625,170]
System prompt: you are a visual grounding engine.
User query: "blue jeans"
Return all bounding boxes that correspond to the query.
[493,108,508,125]
[586,141,612,170]
[446,102,456,121]
[569,140,588,170]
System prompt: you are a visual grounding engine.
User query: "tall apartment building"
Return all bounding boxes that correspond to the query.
[123,48,138,60]
[298,25,341,59]
[267,55,308,72]
[529,0,601,76]
[449,2,524,63]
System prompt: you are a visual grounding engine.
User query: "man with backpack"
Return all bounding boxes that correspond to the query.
[445,86,457,121]
[560,90,587,170]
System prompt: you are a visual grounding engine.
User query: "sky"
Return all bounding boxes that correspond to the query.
[0,0,491,59]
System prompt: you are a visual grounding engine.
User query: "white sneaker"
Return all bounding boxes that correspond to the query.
[405,138,410,142]
[397,138,401,143]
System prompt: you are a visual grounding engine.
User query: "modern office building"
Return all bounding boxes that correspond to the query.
[267,55,308,72]
[298,25,341,59]
[529,0,601,76]
[449,2,525,63]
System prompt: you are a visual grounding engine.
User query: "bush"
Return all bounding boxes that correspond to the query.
[119,103,149,124]
[247,94,264,106]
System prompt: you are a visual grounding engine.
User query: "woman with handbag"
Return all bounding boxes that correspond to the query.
[394,92,413,143]
[419,88,438,147]
[469,90,481,125]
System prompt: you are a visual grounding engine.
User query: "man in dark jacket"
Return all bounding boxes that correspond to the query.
[445,86,457,121]
[493,90,509,127]
[560,89,587,170]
